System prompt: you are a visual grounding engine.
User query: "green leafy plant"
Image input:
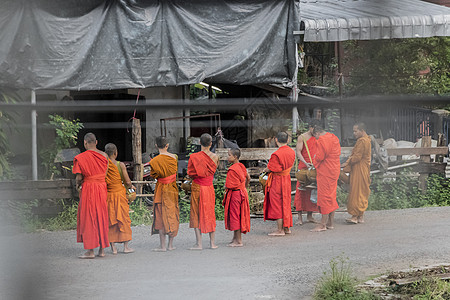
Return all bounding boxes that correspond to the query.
[314,255,380,300]
[178,189,191,223]
[213,171,226,221]
[129,200,152,226]
[40,114,83,179]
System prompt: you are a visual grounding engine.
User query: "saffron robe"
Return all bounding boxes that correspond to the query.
[223,163,251,233]
[73,150,109,249]
[294,136,318,212]
[264,145,296,228]
[188,151,217,234]
[106,160,132,243]
[150,154,179,237]
[344,134,371,216]
[313,133,341,215]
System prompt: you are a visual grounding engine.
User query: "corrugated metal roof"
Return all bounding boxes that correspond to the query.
[301,0,450,41]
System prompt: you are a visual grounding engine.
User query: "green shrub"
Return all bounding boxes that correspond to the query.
[213,171,226,221]
[179,190,191,223]
[314,255,380,300]
[129,200,152,226]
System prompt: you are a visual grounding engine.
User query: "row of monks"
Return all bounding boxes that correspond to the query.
[72,121,371,258]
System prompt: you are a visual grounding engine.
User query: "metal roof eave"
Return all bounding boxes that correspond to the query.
[300,0,450,42]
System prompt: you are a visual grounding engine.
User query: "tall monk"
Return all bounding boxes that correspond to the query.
[223,148,251,247]
[73,133,109,259]
[188,133,219,250]
[263,132,296,236]
[311,125,341,232]
[342,123,371,224]
[294,120,320,225]
[105,143,134,254]
[149,136,179,252]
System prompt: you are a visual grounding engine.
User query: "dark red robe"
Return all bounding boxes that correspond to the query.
[73,150,109,249]
[263,145,295,228]
[294,136,318,212]
[223,163,251,233]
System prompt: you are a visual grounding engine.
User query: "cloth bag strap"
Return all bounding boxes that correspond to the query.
[302,135,313,163]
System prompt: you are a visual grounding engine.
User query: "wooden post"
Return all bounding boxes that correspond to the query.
[132,118,143,195]
[419,136,432,192]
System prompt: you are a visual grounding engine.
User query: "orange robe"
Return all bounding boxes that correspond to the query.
[106,160,132,243]
[264,145,295,228]
[222,163,251,234]
[294,136,318,212]
[150,154,179,237]
[344,134,371,217]
[188,151,217,234]
[313,133,341,215]
[72,150,109,249]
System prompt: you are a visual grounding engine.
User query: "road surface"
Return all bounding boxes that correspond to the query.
[1,207,450,299]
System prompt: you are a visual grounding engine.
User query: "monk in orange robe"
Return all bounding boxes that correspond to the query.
[294,120,319,225]
[149,136,179,252]
[263,132,296,236]
[188,133,219,250]
[73,133,109,259]
[105,143,134,254]
[223,148,251,247]
[342,123,371,224]
[311,125,341,232]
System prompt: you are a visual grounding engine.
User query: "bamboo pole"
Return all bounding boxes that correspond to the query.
[132,119,143,197]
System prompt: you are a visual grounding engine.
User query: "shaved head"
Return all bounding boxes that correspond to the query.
[355,122,367,132]
[229,148,241,159]
[84,132,96,144]
[105,143,117,157]
[276,132,288,144]
[155,136,168,149]
[200,133,212,147]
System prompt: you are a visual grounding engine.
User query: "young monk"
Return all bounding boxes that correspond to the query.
[149,136,179,252]
[263,131,296,236]
[294,120,320,225]
[73,133,109,259]
[188,133,219,250]
[342,123,371,224]
[104,143,135,254]
[223,148,251,247]
[311,125,341,232]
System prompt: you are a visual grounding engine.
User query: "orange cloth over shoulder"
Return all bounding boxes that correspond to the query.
[313,132,341,215]
[264,145,295,228]
[106,160,132,243]
[344,134,371,217]
[295,136,318,212]
[223,163,251,234]
[72,150,109,250]
[150,154,179,237]
[188,151,217,234]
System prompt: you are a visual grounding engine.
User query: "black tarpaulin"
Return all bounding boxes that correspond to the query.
[0,0,299,90]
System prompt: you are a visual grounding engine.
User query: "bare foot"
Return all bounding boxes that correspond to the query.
[295,220,303,226]
[284,228,292,234]
[210,244,219,249]
[268,231,285,236]
[357,217,365,223]
[307,218,318,223]
[345,218,358,224]
[78,251,95,259]
[228,242,243,247]
[168,247,176,251]
[189,244,202,250]
[326,226,334,230]
[152,248,167,252]
[124,248,134,254]
[110,243,117,255]
[310,225,327,232]
[97,249,105,257]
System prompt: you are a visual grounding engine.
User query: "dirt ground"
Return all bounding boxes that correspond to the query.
[1,206,450,300]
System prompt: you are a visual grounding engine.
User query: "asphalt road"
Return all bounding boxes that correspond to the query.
[1,207,450,300]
